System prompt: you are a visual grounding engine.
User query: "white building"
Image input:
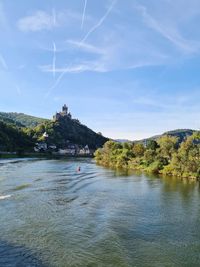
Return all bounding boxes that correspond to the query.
[43,132,49,138]
[34,142,48,152]
[58,148,76,155]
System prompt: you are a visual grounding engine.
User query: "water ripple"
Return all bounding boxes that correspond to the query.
[0,158,200,267]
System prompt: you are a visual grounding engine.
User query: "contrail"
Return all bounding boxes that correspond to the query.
[0,53,8,70]
[53,42,56,79]
[80,0,116,44]
[16,85,22,95]
[45,0,116,96]
[45,71,66,98]
[81,0,88,29]
[52,8,56,26]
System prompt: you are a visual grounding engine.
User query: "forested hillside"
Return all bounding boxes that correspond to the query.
[0,109,108,152]
[0,121,34,152]
[0,112,48,127]
[0,110,197,155]
[139,129,194,144]
[27,115,108,149]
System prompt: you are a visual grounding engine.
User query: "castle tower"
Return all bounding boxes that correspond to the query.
[68,112,72,119]
[62,104,68,115]
[53,112,61,121]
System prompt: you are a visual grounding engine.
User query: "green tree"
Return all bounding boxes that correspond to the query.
[157,135,178,162]
[132,143,145,157]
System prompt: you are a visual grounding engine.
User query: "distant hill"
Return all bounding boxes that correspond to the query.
[163,129,194,141]
[115,139,132,143]
[0,114,24,127]
[115,129,195,144]
[0,112,49,128]
[138,129,195,144]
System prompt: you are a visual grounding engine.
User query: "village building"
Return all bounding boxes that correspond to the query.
[43,132,49,138]
[49,145,57,150]
[58,148,76,155]
[78,145,91,155]
[34,142,48,152]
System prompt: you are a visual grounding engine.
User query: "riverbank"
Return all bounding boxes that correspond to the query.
[95,133,200,180]
[96,161,198,181]
[0,152,94,159]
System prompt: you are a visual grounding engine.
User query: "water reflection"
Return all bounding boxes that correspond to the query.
[1,158,200,267]
[0,240,47,267]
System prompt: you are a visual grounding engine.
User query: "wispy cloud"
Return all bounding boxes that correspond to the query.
[52,8,56,26]
[81,0,88,29]
[44,1,116,96]
[135,4,200,54]
[17,11,57,32]
[18,64,26,70]
[42,61,107,98]
[67,39,105,55]
[37,0,200,102]
[15,85,22,96]
[0,53,8,70]
[40,61,107,74]
[17,9,85,32]
[0,2,8,29]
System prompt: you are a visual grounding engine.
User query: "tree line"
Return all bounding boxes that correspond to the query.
[95,132,200,179]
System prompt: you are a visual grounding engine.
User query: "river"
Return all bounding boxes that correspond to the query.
[0,158,200,267]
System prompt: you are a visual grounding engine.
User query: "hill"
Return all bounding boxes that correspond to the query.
[115,139,132,143]
[0,106,194,153]
[162,129,194,141]
[0,105,108,152]
[30,111,108,149]
[115,130,195,144]
[0,112,48,128]
[139,129,195,145]
[0,121,34,152]
[0,114,24,127]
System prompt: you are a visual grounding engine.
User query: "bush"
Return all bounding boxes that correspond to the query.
[145,161,164,174]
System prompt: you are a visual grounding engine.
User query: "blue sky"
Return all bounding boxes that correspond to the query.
[0,0,200,140]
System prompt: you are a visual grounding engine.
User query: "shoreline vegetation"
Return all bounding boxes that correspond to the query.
[0,152,93,159]
[95,132,200,180]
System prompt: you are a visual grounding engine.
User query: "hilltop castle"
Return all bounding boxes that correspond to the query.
[53,104,72,121]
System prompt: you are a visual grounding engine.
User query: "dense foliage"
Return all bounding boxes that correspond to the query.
[0,121,34,152]
[95,133,200,179]
[26,116,108,149]
[0,115,24,127]
[0,112,48,127]
[0,111,108,152]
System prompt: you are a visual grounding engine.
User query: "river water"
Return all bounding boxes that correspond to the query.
[0,158,200,267]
